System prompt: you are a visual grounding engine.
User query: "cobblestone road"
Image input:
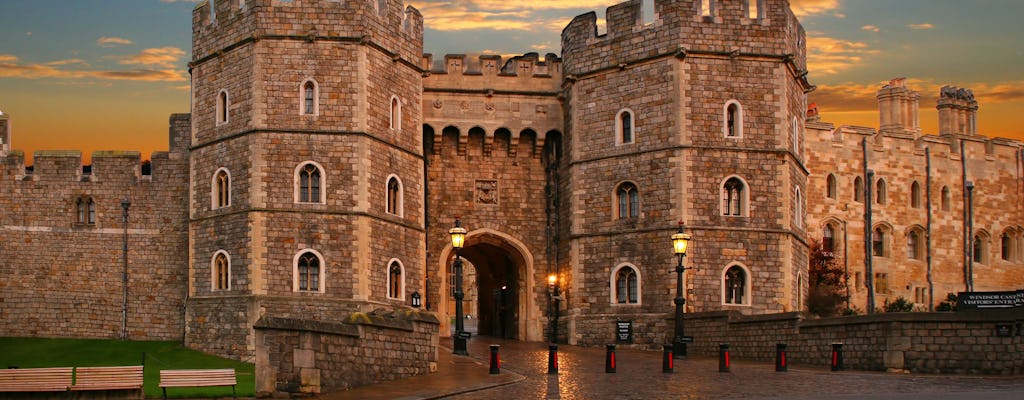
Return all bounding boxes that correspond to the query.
[446,336,1024,400]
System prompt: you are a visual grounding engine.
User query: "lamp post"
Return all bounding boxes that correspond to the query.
[120,198,130,340]
[671,221,693,358]
[449,218,468,355]
[547,274,561,343]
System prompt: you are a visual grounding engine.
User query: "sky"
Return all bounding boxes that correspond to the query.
[1,0,1022,163]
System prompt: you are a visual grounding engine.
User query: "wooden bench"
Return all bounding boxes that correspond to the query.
[70,365,144,396]
[0,367,74,392]
[159,368,236,399]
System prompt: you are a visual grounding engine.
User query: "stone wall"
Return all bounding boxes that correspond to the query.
[684,309,1024,374]
[254,310,439,395]
[0,114,190,341]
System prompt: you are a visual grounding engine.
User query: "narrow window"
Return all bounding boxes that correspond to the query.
[303,81,316,115]
[823,223,836,253]
[910,181,922,209]
[296,251,322,292]
[297,162,323,203]
[794,187,803,228]
[700,0,712,17]
[722,177,745,216]
[725,102,741,137]
[873,227,886,257]
[387,261,403,299]
[876,178,887,205]
[213,168,230,209]
[213,252,230,291]
[941,186,951,211]
[616,182,639,219]
[854,177,864,202]
[973,235,985,264]
[216,90,229,125]
[76,197,95,225]
[792,117,800,157]
[87,198,96,225]
[386,176,402,215]
[615,267,639,304]
[826,174,837,199]
[1001,232,1012,261]
[907,230,921,260]
[747,0,761,19]
[874,273,888,293]
[723,265,747,305]
[390,96,402,130]
[616,109,634,144]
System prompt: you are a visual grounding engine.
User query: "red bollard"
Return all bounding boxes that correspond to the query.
[719,344,730,372]
[775,343,787,372]
[605,344,616,373]
[489,344,500,374]
[662,344,674,373]
[830,342,843,372]
[548,344,558,375]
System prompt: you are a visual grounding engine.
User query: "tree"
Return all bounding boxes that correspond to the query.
[806,239,849,317]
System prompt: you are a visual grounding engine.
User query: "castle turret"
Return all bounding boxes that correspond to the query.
[0,109,10,155]
[937,85,979,135]
[877,77,921,137]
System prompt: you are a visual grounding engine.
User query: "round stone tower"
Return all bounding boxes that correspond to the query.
[560,0,812,346]
[186,0,425,360]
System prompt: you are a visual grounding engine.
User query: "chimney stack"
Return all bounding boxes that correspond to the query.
[937,85,978,136]
[876,78,921,137]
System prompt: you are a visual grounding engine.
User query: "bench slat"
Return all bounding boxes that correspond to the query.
[0,367,74,392]
[70,365,144,391]
[159,368,236,388]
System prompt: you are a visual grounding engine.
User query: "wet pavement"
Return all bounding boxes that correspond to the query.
[321,331,1024,400]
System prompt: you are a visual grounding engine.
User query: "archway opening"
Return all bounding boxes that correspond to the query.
[447,237,526,340]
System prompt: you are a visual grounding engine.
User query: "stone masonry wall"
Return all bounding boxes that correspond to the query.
[254,311,439,395]
[684,309,1024,374]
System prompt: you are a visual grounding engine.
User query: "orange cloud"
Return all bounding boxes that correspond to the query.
[97,36,134,47]
[806,35,878,75]
[117,47,186,69]
[0,53,186,82]
[907,23,935,30]
[861,25,880,32]
[810,79,1024,114]
[790,0,842,16]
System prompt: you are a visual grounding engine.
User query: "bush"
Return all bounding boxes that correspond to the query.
[936,293,958,311]
[883,296,914,312]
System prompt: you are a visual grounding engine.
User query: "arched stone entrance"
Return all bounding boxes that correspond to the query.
[439,229,540,342]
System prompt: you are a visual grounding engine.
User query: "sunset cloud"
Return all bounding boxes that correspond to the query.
[97,36,134,47]
[116,47,186,69]
[790,0,842,17]
[0,54,186,82]
[810,79,1024,115]
[861,25,880,32]
[806,35,878,75]
[907,23,935,30]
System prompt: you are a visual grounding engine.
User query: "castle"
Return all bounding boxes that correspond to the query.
[1,0,1022,392]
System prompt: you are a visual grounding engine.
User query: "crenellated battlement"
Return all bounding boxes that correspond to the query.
[422,53,562,93]
[192,0,424,66]
[562,0,806,77]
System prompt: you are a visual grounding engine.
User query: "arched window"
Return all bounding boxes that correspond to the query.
[823,223,836,253]
[973,234,987,264]
[386,175,403,216]
[910,181,922,209]
[875,178,887,205]
[794,187,803,228]
[724,101,743,138]
[300,80,318,115]
[1001,232,1013,261]
[721,176,747,216]
[616,109,634,145]
[854,177,864,202]
[941,186,951,211]
[216,89,229,125]
[826,174,837,199]
[390,95,402,130]
[386,259,403,299]
[616,182,640,219]
[212,251,230,291]
[723,264,749,305]
[294,250,324,292]
[295,162,325,204]
[873,227,887,257]
[611,264,640,304]
[212,168,230,209]
[907,230,923,260]
[792,117,800,157]
[76,196,96,225]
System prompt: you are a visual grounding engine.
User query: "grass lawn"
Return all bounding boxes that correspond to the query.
[0,337,254,398]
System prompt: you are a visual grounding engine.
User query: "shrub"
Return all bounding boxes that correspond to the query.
[936,293,958,311]
[883,296,914,312]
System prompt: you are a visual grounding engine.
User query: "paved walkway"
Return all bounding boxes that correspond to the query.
[319,335,1024,400]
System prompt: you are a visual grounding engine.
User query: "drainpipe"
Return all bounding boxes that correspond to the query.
[863,138,874,314]
[842,220,849,311]
[966,181,975,292]
[925,148,934,311]
[960,140,969,292]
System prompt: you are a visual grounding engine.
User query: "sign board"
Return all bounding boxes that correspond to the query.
[957,291,1023,311]
[677,336,694,343]
[995,324,1013,337]
[615,321,633,343]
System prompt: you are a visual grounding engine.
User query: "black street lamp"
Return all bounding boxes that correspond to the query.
[547,274,561,343]
[449,218,469,355]
[671,221,693,358]
[120,198,131,340]
[411,291,422,308]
